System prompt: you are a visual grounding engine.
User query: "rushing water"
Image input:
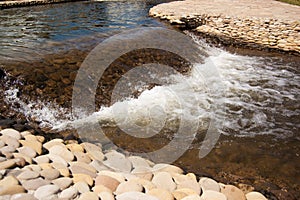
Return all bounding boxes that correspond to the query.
[1,1,300,198]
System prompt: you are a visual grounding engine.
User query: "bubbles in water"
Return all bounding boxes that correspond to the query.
[4,32,299,140]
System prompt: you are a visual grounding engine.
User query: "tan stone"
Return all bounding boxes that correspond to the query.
[152,172,176,192]
[115,179,143,195]
[95,175,120,192]
[0,159,16,170]
[78,192,99,200]
[19,140,42,155]
[66,143,84,152]
[43,139,64,150]
[0,185,25,195]
[73,173,94,186]
[148,188,174,200]
[220,184,246,200]
[0,176,19,186]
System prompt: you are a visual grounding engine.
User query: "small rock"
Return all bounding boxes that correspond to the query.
[19,140,42,155]
[48,145,74,162]
[73,173,94,186]
[33,155,49,164]
[220,184,246,200]
[152,172,176,192]
[95,175,120,192]
[43,139,64,150]
[128,156,151,168]
[23,164,41,172]
[13,153,32,164]
[17,146,36,158]
[14,157,26,167]
[69,161,97,178]
[116,191,159,200]
[74,181,90,194]
[1,135,19,149]
[153,164,183,174]
[39,163,53,170]
[74,151,91,163]
[0,160,16,170]
[245,191,268,200]
[0,176,19,186]
[172,188,197,199]
[52,177,72,190]
[23,135,38,142]
[51,162,70,177]
[11,193,37,200]
[98,191,114,200]
[97,170,125,183]
[89,160,108,172]
[148,188,174,200]
[0,185,25,195]
[66,143,84,152]
[81,142,102,152]
[92,185,112,194]
[59,187,78,199]
[17,170,39,180]
[199,177,220,192]
[78,192,99,200]
[115,179,143,195]
[40,168,60,180]
[48,154,68,167]
[131,166,153,181]
[0,145,16,154]
[135,178,156,193]
[22,177,50,190]
[201,190,227,200]
[0,129,21,140]
[103,150,131,172]
[34,184,60,199]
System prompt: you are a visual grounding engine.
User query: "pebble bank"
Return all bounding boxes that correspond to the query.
[0,128,268,200]
[149,0,300,54]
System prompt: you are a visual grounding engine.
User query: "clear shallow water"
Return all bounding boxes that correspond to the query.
[0,1,165,61]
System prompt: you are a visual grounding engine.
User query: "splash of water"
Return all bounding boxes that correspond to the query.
[4,33,300,139]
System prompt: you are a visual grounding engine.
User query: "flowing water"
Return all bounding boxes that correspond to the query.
[0,1,299,198]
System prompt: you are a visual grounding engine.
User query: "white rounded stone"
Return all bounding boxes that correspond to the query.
[0,129,21,140]
[34,184,60,199]
[17,170,39,180]
[48,145,74,162]
[152,172,176,192]
[103,150,132,173]
[199,177,220,192]
[201,190,227,200]
[115,180,143,195]
[59,187,78,199]
[246,191,268,200]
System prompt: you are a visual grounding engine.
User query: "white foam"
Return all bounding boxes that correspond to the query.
[4,33,299,139]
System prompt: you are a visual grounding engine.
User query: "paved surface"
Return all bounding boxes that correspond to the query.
[150,0,300,22]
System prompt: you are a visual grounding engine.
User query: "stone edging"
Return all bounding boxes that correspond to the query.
[149,5,300,54]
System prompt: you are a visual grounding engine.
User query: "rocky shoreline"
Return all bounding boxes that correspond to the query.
[0,126,268,200]
[149,0,300,54]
